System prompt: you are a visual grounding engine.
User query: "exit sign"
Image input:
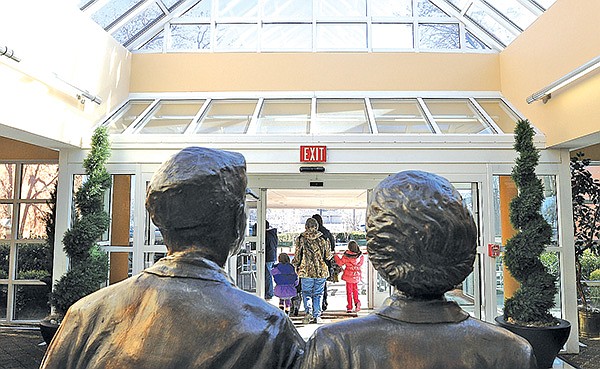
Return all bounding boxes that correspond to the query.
[300,145,327,163]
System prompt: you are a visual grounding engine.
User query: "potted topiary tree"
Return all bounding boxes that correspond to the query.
[40,127,111,344]
[494,119,571,368]
[571,152,600,338]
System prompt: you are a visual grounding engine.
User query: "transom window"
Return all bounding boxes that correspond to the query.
[103,95,519,136]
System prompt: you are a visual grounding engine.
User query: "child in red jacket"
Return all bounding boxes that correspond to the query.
[334,240,364,313]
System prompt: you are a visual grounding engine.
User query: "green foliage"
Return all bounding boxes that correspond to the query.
[50,127,112,316]
[504,119,558,326]
[571,152,600,309]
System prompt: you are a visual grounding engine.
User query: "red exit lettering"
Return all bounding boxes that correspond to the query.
[300,146,327,163]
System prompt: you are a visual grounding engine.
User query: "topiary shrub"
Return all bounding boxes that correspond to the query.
[50,127,111,316]
[503,119,558,327]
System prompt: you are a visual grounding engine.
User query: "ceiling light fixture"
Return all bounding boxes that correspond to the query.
[526,55,600,104]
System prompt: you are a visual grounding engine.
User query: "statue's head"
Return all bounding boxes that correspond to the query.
[366,170,477,298]
[145,147,247,266]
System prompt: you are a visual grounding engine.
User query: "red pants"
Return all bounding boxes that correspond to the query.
[346,282,359,310]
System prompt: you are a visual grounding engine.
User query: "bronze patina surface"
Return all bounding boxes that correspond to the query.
[300,170,538,369]
[41,147,304,369]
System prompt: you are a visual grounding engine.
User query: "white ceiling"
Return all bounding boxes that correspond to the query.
[265,189,367,209]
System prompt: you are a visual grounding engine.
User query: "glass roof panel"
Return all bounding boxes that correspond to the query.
[138,100,205,134]
[419,23,459,49]
[484,0,538,30]
[465,2,516,46]
[372,24,413,49]
[263,0,312,18]
[140,30,164,51]
[314,99,370,134]
[105,100,153,134]
[181,0,211,18]
[424,99,494,134]
[316,23,367,50]
[83,0,553,51]
[261,24,312,50]
[317,0,367,17]
[475,98,519,134]
[371,0,411,17]
[370,99,433,134]
[170,24,211,50]
[416,0,449,17]
[257,99,311,134]
[217,0,258,18]
[113,3,165,45]
[215,24,258,50]
[195,100,258,134]
[91,0,144,29]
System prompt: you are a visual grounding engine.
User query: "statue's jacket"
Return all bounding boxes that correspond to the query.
[40,251,304,369]
[300,293,538,369]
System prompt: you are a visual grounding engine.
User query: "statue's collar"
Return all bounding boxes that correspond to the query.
[143,250,233,285]
[376,292,469,324]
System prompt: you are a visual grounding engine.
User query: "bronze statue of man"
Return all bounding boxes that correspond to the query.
[300,170,538,369]
[41,147,304,369]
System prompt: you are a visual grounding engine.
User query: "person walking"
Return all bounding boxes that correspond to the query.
[272,253,298,315]
[265,220,278,300]
[293,217,333,324]
[312,214,336,311]
[334,240,364,313]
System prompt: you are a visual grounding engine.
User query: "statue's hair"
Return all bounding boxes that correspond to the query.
[146,147,247,265]
[366,170,477,298]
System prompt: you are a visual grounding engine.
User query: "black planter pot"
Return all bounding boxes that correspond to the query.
[579,308,600,339]
[495,316,571,369]
[39,318,60,345]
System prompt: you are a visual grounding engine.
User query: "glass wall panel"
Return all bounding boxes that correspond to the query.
[0,205,12,240]
[424,99,494,134]
[215,24,258,50]
[0,164,15,199]
[316,23,367,49]
[106,101,153,134]
[0,242,8,278]
[0,285,6,319]
[139,100,205,134]
[16,243,52,280]
[171,24,211,50]
[371,0,411,17]
[317,0,366,17]
[261,24,312,50]
[20,164,58,200]
[13,285,51,320]
[263,0,311,18]
[315,99,370,134]
[257,99,311,134]
[476,99,519,134]
[419,23,459,49]
[541,176,558,246]
[18,204,50,240]
[372,24,413,49]
[370,99,432,133]
[217,0,258,17]
[196,100,258,134]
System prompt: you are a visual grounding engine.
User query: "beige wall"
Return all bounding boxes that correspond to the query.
[0,1,131,149]
[130,52,500,92]
[500,0,600,148]
[0,137,58,160]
